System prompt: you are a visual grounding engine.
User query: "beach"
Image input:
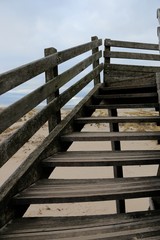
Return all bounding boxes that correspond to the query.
[0,108,160,217]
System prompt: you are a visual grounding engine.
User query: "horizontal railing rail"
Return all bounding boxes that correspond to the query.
[104,38,160,85]
[105,39,159,50]
[0,39,102,95]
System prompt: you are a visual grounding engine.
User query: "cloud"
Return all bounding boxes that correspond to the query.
[0,0,160,106]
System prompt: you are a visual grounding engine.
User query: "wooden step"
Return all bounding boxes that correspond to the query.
[87,103,159,109]
[95,92,157,99]
[100,84,157,94]
[75,116,160,124]
[42,150,160,167]
[13,176,160,204]
[1,210,160,239]
[61,131,160,142]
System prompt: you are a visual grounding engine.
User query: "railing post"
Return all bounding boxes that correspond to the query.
[91,36,101,85]
[104,39,111,85]
[44,47,61,132]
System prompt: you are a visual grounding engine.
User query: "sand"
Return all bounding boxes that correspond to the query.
[0,108,160,217]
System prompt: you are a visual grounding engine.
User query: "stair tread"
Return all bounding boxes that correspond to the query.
[13,176,160,204]
[88,103,159,109]
[1,210,160,239]
[95,92,157,99]
[101,84,156,91]
[42,150,160,166]
[61,131,160,142]
[75,116,160,123]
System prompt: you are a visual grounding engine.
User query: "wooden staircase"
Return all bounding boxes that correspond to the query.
[1,37,160,239]
[2,83,160,239]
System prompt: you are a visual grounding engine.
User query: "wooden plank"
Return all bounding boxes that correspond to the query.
[42,150,160,167]
[101,83,156,90]
[1,210,160,239]
[0,51,102,134]
[61,131,160,142]
[1,210,160,234]
[44,47,61,132]
[105,51,160,61]
[95,92,157,99]
[0,39,102,95]
[91,36,101,85]
[157,8,160,24]
[105,39,159,50]
[105,63,160,73]
[13,177,160,205]
[75,116,160,124]
[0,84,101,228]
[87,103,159,109]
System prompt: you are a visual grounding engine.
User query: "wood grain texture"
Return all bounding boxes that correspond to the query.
[105,39,159,50]
[0,39,102,95]
[75,116,160,124]
[13,177,160,205]
[0,51,102,134]
[105,50,160,61]
[1,210,160,239]
[105,63,160,73]
[87,102,159,109]
[42,150,160,167]
[61,131,160,142]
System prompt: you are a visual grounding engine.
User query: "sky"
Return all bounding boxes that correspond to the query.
[0,0,160,106]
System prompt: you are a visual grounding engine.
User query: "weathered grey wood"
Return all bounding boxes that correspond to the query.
[0,84,101,227]
[61,131,160,142]
[158,27,160,50]
[0,65,103,167]
[156,73,160,104]
[105,39,159,50]
[104,39,111,84]
[42,150,160,167]
[105,50,160,61]
[75,116,160,124]
[105,63,160,73]
[95,92,157,99]
[0,39,102,95]
[0,51,102,134]
[91,36,101,85]
[87,102,159,109]
[45,47,61,132]
[13,177,160,205]
[157,8,160,24]
[1,210,160,239]
[101,83,156,91]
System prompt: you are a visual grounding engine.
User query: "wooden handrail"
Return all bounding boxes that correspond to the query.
[0,39,102,95]
[0,37,102,169]
[105,39,159,50]
[0,64,103,167]
[0,51,102,134]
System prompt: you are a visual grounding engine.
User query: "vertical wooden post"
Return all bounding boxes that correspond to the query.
[104,39,125,213]
[44,47,61,132]
[91,36,101,85]
[104,39,111,85]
